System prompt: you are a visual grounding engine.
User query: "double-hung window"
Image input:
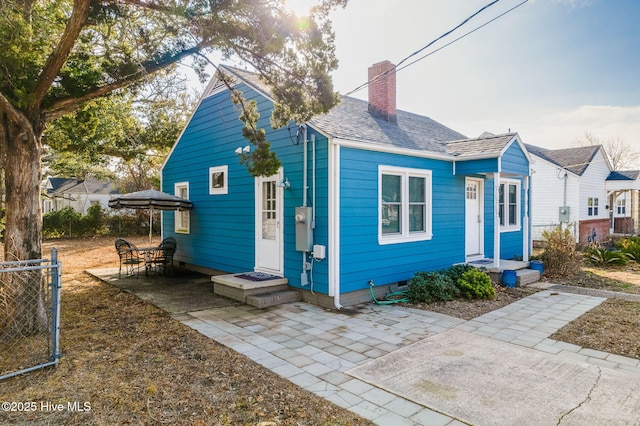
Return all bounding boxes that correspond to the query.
[379,166,432,244]
[616,198,625,215]
[498,179,520,231]
[175,182,190,233]
[588,197,599,216]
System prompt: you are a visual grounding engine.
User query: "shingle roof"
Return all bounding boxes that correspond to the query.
[309,96,468,154]
[221,65,519,159]
[525,144,602,176]
[607,170,640,181]
[47,178,119,195]
[444,133,517,158]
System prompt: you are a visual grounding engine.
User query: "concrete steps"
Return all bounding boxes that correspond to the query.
[246,290,302,308]
[212,273,300,308]
[516,268,541,286]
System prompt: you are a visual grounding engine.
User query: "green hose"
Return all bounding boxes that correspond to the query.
[369,280,410,305]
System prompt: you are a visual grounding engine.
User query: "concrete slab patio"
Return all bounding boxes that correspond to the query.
[87,267,240,313]
[349,329,640,425]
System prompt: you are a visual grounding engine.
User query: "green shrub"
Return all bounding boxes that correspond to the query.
[585,246,629,266]
[80,204,109,236]
[540,226,579,276]
[444,264,476,285]
[408,271,459,303]
[620,240,640,262]
[43,207,82,238]
[456,269,495,299]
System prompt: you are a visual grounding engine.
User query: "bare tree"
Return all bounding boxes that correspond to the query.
[576,131,640,170]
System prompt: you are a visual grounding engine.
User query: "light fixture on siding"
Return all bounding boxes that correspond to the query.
[234,145,250,155]
[277,177,290,189]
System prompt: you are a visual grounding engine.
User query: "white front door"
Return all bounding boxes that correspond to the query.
[255,171,283,274]
[465,178,483,259]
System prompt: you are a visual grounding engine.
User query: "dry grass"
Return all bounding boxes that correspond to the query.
[1,236,371,425]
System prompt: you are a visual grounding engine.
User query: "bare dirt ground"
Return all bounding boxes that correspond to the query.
[1,237,371,425]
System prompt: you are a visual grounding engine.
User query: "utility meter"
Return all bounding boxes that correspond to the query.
[295,206,313,251]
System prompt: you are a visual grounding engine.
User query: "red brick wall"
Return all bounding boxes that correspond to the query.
[614,217,633,234]
[579,219,610,245]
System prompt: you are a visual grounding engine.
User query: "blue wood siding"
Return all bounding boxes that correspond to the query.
[501,140,529,175]
[162,84,331,291]
[455,158,498,175]
[283,128,330,292]
[162,84,260,272]
[483,177,525,260]
[339,148,466,293]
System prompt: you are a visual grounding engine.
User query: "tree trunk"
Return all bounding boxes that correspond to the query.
[1,113,46,337]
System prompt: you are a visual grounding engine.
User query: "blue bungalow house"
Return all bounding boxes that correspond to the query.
[161,61,533,309]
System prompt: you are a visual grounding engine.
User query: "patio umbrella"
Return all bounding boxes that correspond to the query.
[108,189,193,244]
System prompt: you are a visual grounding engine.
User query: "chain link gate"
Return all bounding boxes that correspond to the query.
[0,249,62,380]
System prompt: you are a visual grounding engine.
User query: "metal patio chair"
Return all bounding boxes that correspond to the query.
[115,238,143,278]
[149,237,177,275]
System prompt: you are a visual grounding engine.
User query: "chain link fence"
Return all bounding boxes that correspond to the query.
[0,249,62,380]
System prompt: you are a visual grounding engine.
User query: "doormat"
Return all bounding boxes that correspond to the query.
[235,272,281,282]
[469,259,493,265]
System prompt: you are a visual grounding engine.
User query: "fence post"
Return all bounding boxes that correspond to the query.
[50,247,62,365]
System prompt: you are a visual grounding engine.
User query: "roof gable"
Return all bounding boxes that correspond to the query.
[607,170,640,181]
[46,177,118,195]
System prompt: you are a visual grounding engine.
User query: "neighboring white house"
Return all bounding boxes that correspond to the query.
[42,177,119,215]
[527,144,612,244]
[607,170,640,235]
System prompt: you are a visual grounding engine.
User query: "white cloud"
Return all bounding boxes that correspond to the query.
[544,105,640,127]
[510,105,640,167]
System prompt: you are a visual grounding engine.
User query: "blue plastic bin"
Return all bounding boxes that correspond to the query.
[530,260,544,275]
[502,270,517,288]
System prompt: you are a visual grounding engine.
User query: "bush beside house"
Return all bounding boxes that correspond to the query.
[42,205,159,239]
[407,264,495,303]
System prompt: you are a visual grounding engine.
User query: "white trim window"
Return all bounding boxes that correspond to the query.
[616,198,626,215]
[379,166,432,244]
[499,179,521,232]
[588,197,599,216]
[209,165,228,195]
[175,182,190,233]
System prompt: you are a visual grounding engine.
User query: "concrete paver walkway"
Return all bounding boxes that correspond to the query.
[174,289,640,425]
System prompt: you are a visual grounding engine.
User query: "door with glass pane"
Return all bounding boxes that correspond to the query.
[255,172,283,274]
[465,178,483,258]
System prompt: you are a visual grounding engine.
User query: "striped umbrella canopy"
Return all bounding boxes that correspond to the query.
[108,189,193,244]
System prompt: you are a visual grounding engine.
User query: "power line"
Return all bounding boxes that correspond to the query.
[344,0,528,97]
[396,0,501,70]
[396,0,529,74]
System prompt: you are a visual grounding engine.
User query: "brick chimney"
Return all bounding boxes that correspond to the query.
[368,60,397,124]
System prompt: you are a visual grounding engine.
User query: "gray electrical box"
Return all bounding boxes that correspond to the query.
[295,206,313,252]
[559,206,570,223]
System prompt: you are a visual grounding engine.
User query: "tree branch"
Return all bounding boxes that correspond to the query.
[46,42,207,121]
[32,0,91,114]
[0,91,31,131]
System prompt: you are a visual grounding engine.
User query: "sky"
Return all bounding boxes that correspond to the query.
[190,0,640,164]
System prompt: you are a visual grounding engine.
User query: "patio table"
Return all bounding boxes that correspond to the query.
[136,246,161,276]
